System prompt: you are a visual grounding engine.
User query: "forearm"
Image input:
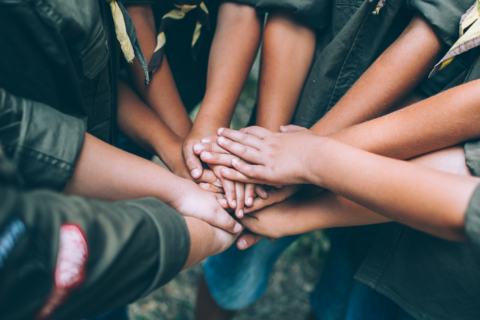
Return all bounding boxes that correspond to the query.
[311,14,442,136]
[126,4,192,138]
[192,2,261,135]
[117,79,188,175]
[182,217,217,270]
[308,138,479,241]
[63,133,187,205]
[328,79,480,160]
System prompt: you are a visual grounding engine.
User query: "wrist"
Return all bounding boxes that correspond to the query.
[303,136,332,186]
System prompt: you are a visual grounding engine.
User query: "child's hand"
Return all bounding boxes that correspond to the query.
[183,132,208,180]
[239,196,308,239]
[215,125,318,185]
[194,137,269,218]
[169,179,243,234]
[166,138,222,190]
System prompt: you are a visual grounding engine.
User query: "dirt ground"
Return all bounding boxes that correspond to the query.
[129,231,329,320]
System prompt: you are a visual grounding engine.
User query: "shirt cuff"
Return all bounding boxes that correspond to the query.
[129,198,190,298]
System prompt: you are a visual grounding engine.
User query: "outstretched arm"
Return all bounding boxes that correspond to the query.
[215,127,478,242]
[310,13,443,135]
[63,133,242,234]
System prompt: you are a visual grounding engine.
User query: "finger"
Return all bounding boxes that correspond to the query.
[217,128,263,149]
[237,126,271,139]
[193,142,229,155]
[222,158,268,182]
[217,136,262,164]
[236,232,265,250]
[199,182,224,193]
[211,165,237,209]
[245,184,255,207]
[214,194,230,209]
[184,142,203,179]
[195,169,221,186]
[201,152,239,167]
[255,184,269,199]
[279,125,306,133]
[200,136,218,144]
[210,208,243,234]
[220,166,264,184]
[235,182,245,218]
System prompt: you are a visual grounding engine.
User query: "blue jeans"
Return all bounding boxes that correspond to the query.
[204,228,416,320]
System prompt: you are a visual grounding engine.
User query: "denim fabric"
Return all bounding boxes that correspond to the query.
[203,235,300,310]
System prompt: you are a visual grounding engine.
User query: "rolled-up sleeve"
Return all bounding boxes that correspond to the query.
[0,181,189,320]
[465,184,480,248]
[0,88,86,191]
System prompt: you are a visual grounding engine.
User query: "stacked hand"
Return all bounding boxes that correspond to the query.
[193,125,323,249]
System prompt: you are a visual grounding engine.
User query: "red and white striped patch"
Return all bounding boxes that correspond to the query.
[36,224,88,320]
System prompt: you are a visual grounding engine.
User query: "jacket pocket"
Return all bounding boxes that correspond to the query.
[81,28,109,79]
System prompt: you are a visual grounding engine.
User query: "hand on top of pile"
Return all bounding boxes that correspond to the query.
[208,125,319,186]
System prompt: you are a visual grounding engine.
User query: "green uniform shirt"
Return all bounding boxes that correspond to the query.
[0,153,190,320]
[0,0,120,191]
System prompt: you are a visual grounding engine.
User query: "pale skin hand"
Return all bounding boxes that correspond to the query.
[237,145,476,249]
[63,133,242,234]
[195,136,269,218]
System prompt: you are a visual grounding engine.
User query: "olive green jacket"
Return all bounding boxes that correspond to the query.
[0,152,190,320]
[0,0,121,191]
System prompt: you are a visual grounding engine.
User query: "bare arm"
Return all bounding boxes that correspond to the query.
[125,4,192,138]
[216,128,478,242]
[328,78,480,160]
[311,13,443,135]
[117,79,218,184]
[63,133,242,233]
[184,3,262,179]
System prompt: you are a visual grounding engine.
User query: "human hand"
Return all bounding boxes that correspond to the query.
[165,138,222,190]
[169,179,243,234]
[194,136,269,217]
[183,132,208,180]
[215,125,319,185]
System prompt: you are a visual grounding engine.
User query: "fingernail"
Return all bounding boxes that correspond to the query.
[191,169,201,178]
[263,190,269,198]
[193,144,202,153]
[234,223,243,233]
[218,136,225,144]
[219,199,227,206]
[213,178,223,187]
[201,138,210,143]
[238,239,247,249]
[280,126,286,132]
[231,200,237,208]
[218,128,224,135]
[221,167,229,175]
[202,152,212,160]
[232,158,239,166]
[246,197,253,205]
[237,210,244,218]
